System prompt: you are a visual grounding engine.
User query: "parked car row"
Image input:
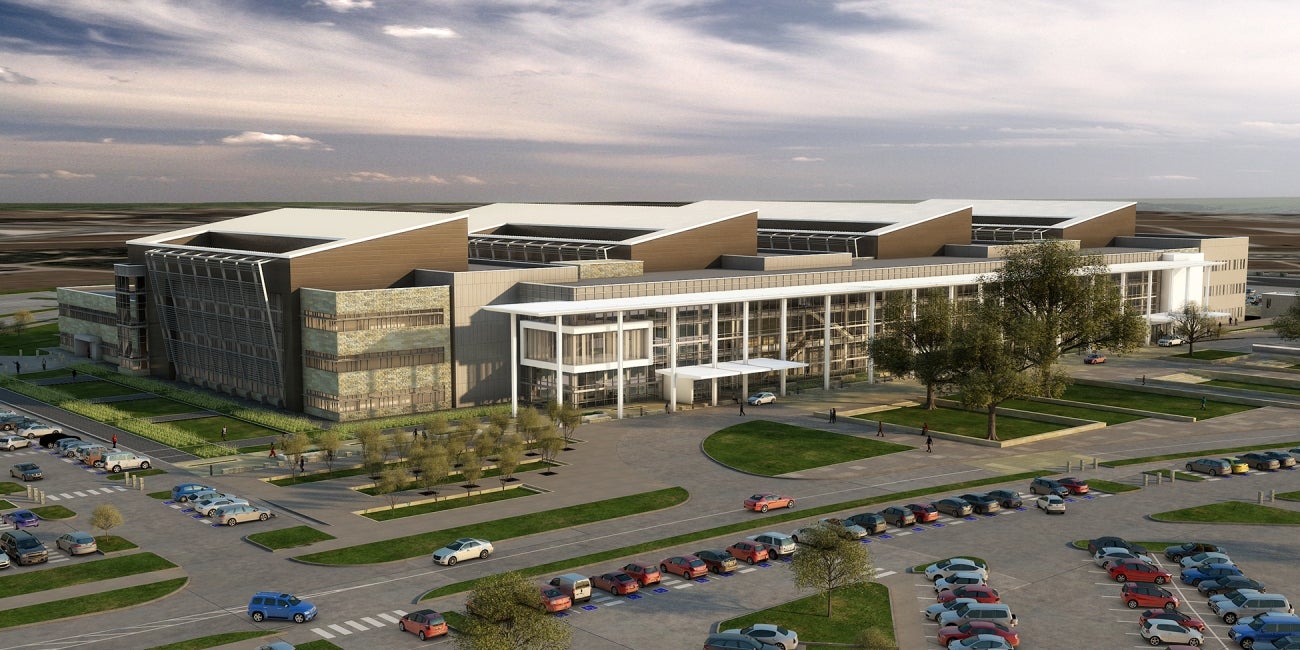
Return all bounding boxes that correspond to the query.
[170,483,273,526]
[922,556,1019,649]
[0,408,61,437]
[1184,448,1300,476]
[1,527,100,567]
[57,438,152,473]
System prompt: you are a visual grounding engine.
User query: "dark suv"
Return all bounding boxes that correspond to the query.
[1240,452,1281,471]
[0,529,48,565]
[1029,477,1069,496]
[844,512,888,535]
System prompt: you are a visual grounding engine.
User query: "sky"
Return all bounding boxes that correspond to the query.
[3,0,1300,203]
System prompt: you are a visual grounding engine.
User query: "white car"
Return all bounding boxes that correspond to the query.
[721,624,798,650]
[1179,551,1234,568]
[431,538,493,566]
[925,598,978,621]
[1157,336,1184,346]
[17,423,59,439]
[0,435,31,451]
[934,571,988,593]
[746,392,776,405]
[1095,547,1156,567]
[925,560,989,582]
[1140,618,1203,646]
[1035,494,1066,513]
[195,496,249,517]
[0,550,9,569]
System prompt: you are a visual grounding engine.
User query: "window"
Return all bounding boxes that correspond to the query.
[304,348,445,372]
[303,309,444,331]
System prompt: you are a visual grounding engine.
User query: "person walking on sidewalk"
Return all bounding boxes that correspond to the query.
[299,456,305,472]
[111,434,117,448]
[268,442,276,458]
[926,434,933,453]
[739,400,745,416]
[220,427,227,442]
[829,408,836,423]
[877,420,885,437]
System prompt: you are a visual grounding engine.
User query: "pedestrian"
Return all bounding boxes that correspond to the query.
[926,434,933,453]
[877,420,885,437]
[739,400,745,416]
[830,407,837,423]
[70,369,77,380]
[665,402,671,414]
[922,422,929,435]
[268,442,276,457]
[299,456,305,472]
[1201,397,1207,410]
[13,361,19,374]
[111,434,117,448]
[41,358,46,371]
[1141,374,1146,386]
[220,426,227,442]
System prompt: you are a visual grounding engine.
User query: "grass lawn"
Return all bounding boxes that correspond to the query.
[862,405,1061,440]
[1143,469,1205,482]
[108,397,208,418]
[107,468,167,481]
[1150,501,1300,524]
[0,323,59,356]
[718,582,892,645]
[147,490,172,499]
[15,369,72,380]
[364,486,535,521]
[1086,479,1142,493]
[297,487,689,565]
[1176,349,1249,360]
[55,380,150,400]
[355,461,557,494]
[1205,379,1300,397]
[1100,440,1300,467]
[1071,539,1185,551]
[1276,491,1300,502]
[703,421,912,475]
[0,577,186,629]
[143,631,269,650]
[1062,384,1255,418]
[246,525,336,550]
[96,535,138,552]
[0,500,14,510]
[167,415,280,442]
[294,642,343,650]
[0,481,23,494]
[32,504,75,519]
[0,552,175,598]
[1001,398,1145,425]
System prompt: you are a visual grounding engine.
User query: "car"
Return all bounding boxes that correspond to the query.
[1141,618,1204,646]
[55,531,97,555]
[1199,575,1267,596]
[1084,352,1107,364]
[958,493,1001,514]
[171,483,215,502]
[880,505,917,527]
[1158,336,1185,346]
[1229,613,1300,648]
[0,415,39,432]
[726,540,770,565]
[936,602,1018,628]
[1124,582,1179,610]
[1087,536,1146,555]
[721,624,799,650]
[1109,559,1173,584]
[55,437,87,452]
[9,462,42,481]
[1222,457,1251,474]
[938,620,1020,647]
[985,490,1023,509]
[935,571,988,593]
[660,555,708,579]
[398,609,448,640]
[247,591,317,623]
[0,434,31,451]
[213,504,274,526]
[1264,451,1297,468]
[744,493,795,512]
[946,633,1016,649]
[703,632,784,650]
[535,585,572,612]
[101,452,151,473]
[1028,477,1068,496]
[844,512,889,534]
[63,441,94,457]
[181,488,226,503]
[589,571,639,595]
[747,532,796,557]
[1249,636,1300,650]
[73,444,107,463]
[1094,547,1155,567]
[0,529,47,564]
[1185,458,1233,476]
[746,392,776,405]
[1035,494,1066,513]
[805,518,867,540]
[1181,563,1243,585]
[934,498,974,517]
[195,496,250,517]
[926,598,978,621]
[1165,542,1225,561]
[1057,477,1089,494]
[1210,589,1294,624]
[1141,609,1208,632]
[937,585,1001,604]
[926,560,990,582]
[17,423,59,438]
[906,502,940,522]
[619,562,662,585]
[431,538,493,566]
[5,509,39,528]
[1179,551,1234,568]
[40,432,79,448]
[1242,452,1282,471]
[693,549,738,574]
[84,447,115,467]
[0,552,9,570]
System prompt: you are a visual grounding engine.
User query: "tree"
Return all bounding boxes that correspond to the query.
[424,414,448,441]
[953,301,1036,441]
[536,425,564,468]
[461,448,484,497]
[476,426,500,461]
[356,425,381,461]
[90,503,124,537]
[788,523,873,618]
[419,443,452,497]
[489,410,512,434]
[376,466,406,510]
[283,432,310,481]
[515,407,543,445]
[456,571,571,650]
[981,241,1147,396]
[363,440,386,480]
[317,429,342,474]
[869,289,962,409]
[1170,301,1220,354]
[1274,294,1300,340]
[8,310,33,334]
[558,403,582,445]
[496,436,523,482]
[445,429,470,469]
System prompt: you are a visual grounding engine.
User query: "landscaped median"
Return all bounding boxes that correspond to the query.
[702,421,910,475]
[1099,439,1300,468]
[246,525,337,550]
[0,576,186,630]
[294,487,690,565]
[1150,501,1300,525]
[0,552,175,599]
[717,582,893,647]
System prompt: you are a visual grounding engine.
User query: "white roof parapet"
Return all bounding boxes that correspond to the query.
[654,358,807,381]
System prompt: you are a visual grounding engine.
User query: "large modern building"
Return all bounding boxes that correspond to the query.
[57,199,1248,421]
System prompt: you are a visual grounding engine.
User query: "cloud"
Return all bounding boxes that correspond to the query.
[1240,121,1300,138]
[382,26,459,39]
[0,169,95,179]
[221,132,328,149]
[337,171,450,184]
[456,175,485,184]
[1148,175,1197,181]
[314,0,374,12]
[0,66,37,84]
[790,156,824,162]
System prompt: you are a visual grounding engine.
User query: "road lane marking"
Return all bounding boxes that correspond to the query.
[312,628,335,639]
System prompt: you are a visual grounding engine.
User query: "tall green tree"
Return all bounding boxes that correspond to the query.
[788,523,873,618]
[418,443,451,497]
[316,429,342,474]
[869,289,962,409]
[982,241,1146,396]
[456,571,571,650]
[558,403,583,445]
[953,301,1035,441]
[1274,294,1300,340]
[1169,301,1220,354]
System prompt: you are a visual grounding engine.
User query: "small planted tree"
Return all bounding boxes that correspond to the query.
[496,437,523,483]
[515,406,543,446]
[424,414,448,442]
[376,466,406,510]
[788,522,873,617]
[283,431,310,481]
[91,503,124,538]
[558,403,583,446]
[317,429,342,474]
[364,442,386,480]
[476,426,500,461]
[537,425,564,471]
[419,444,451,497]
[460,448,484,497]
[489,410,512,434]
[356,425,381,461]
[8,310,33,334]
[444,429,470,468]
[1170,301,1220,355]
[456,571,571,650]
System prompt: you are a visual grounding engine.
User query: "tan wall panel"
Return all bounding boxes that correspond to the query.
[1062,205,1137,247]
[629,212,757,272]
[874,209,972,259]
[289,220,467,292]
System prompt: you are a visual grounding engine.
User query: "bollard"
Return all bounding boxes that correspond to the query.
[1170,470,1176,484]
[1093,458,1099,470]
[138,477,144,492]
[1065,457,1070,471]
[1259,491,1265,504]
[209,464,214,477]
[1272,489,1277,503]
[1156,472,1163,484]
[1143,474,1149,486]
[38,490,45,505]
[124,471,130,484]
[26,484,33,500]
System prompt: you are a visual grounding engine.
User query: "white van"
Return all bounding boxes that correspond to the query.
[548,573,592,603]
[100,452,152,473]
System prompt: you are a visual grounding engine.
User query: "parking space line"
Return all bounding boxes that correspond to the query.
[327,624,352,635]
[360,616,383,627]
[72,491,86,497]
[59,493,73,499]
[672,582,693,589]
[46,495,60,501]
[344,620,368,631]
[377,613,400,623]
[311,628,335,639]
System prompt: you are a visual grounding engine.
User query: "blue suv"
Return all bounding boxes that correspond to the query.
[1229,613,1300,647]
[247,592,317,623]
[171,483,214,502]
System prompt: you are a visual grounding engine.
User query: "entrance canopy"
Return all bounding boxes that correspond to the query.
[654,358,808,381]
[1144,310,1231,325]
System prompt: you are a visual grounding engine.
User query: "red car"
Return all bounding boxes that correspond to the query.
[936,584,1001,604]
[1139,609,1206,632]
[726,540,770,565]
[398,609,448,640]
[1109,559,1172,585]
[1057,477,1089,494]
[744,493,795,512]
[620,562,661,586]
[590,572,639,595]
[937,620,1021,647]
[1123,582,1179,610]
[906,503,940,523]
[536,585,572,612]
[660,555,708,579]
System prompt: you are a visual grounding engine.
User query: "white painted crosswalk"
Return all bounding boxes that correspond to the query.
[44,485,128,501]
[311,609,408,639]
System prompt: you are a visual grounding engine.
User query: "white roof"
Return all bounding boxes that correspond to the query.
[928,199,1136,229]
[460,202,754,245]
[687,200,969,236]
